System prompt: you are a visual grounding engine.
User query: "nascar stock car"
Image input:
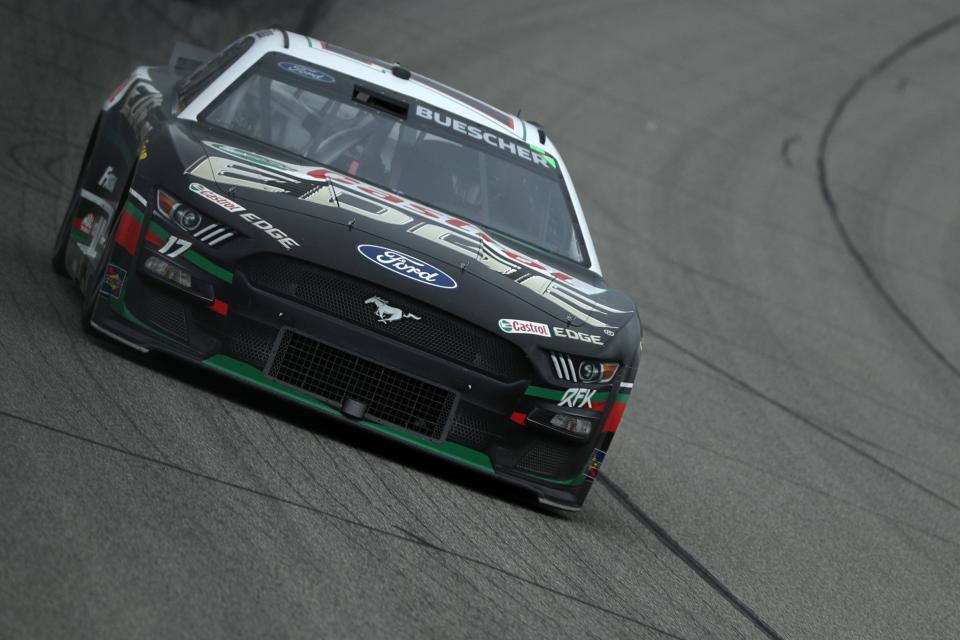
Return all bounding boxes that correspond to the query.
[52,28,642,510]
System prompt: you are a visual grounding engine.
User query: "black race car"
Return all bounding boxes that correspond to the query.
[52,29,642,510]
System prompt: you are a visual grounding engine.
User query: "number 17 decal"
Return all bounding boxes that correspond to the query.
[159,235,192,258]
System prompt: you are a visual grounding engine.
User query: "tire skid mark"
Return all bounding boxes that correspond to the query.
[388,467,559,628]
[647,345,960,483]
[595,488,745,640]
[382,471,574,634]
[839,428,960,484]
[642,300,960,442]
[220,399,318,504]
[646,422,959,548]
[393,521,543,638]
[642,244,922,363]
[816,13,960,381]
[8,140,71,192]
[0,407,691,639]
[504,504,619,617]
[598,473,786,640]
[0,173,70,201]
[649,327,960,512]
[268,443,410,599]
[2,189,134,451]
[354,452,450,546]
[264,418,356,515]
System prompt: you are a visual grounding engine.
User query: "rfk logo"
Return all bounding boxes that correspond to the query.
[558,388,596,409]
[365,296,421,324]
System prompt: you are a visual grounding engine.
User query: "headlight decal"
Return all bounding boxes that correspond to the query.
[146,220,233,283]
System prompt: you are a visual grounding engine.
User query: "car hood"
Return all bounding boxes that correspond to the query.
[172,125,637,341]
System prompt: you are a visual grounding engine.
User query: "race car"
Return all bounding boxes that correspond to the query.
[52,28,642,510]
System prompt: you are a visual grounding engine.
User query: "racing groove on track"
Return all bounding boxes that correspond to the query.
[3,2,960,639]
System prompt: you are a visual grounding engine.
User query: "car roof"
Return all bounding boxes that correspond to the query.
[261,30,542,146]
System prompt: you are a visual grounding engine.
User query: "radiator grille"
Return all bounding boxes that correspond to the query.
[240,255,529,381]
[267,329,455,439]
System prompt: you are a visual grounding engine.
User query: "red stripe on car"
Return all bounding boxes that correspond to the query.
[601,403,626,433]
[208,299,229,316]
[114,212,142,255]
[145,230,163,246]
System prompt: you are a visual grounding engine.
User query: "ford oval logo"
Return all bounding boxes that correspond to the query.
[277,61,335,83]
[356,244,457,289]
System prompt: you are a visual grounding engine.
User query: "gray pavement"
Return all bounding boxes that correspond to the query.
[2,1,959,638]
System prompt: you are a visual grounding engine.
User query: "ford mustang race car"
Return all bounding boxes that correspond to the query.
[52,29,642,510]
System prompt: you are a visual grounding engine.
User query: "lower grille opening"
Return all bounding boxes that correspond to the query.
[449,403,500,450]
[267,330,456,440]
[140,285,189,342]
[225,317,278,370]
[515,441,577,478]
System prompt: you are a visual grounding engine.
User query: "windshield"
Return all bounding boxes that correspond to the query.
[200,54,586,263]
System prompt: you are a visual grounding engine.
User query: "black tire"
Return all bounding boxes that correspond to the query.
[52,115,102,277]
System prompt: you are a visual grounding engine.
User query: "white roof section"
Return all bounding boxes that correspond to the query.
[177,29,602,274]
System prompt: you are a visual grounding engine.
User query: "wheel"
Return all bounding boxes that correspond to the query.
[52,115,102,277]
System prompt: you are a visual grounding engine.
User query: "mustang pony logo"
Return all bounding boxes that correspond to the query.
[365,296,421,324]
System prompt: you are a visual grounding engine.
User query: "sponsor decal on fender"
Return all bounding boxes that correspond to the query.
[119,80,162,139]
[98,166,117,193]
[189,182,245,212]
[188,183,299,250]
[500,321,604,346]
[79,212,95,235]
[238,211,300,250]
[100,264,126,299]
[553,326,604,346]
[357,244,457,289]
[499,319,550,336]
[585,449,606,481]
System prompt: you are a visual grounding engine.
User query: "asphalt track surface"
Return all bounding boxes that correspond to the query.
[3,1,960,638]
